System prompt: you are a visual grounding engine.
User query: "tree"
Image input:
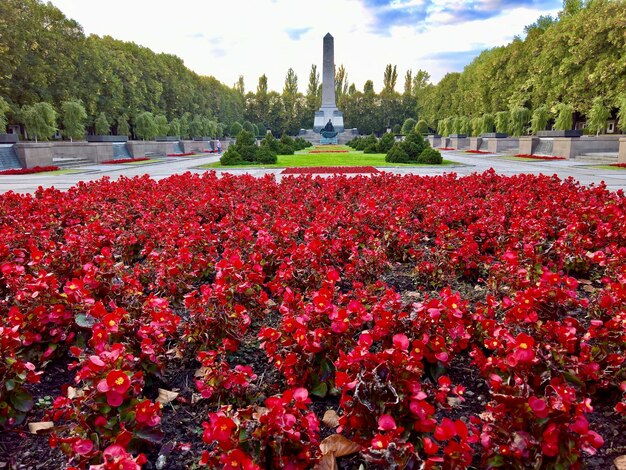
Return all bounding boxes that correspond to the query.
[415,120,429,134]
[94,112,110,135]
[509,106,531,136]
[495,111,510,134]
[168,118,181,137]
[481,113,495,134]
[530,106,550,134]
[179,113,191,139]
[230,122,243,136]
[155,114,169,136]
[283,68,298,96]
[117,114,130,137]
[403,70,413,96]
[243,121,255,133]
[401,118,416,135]
[0,97,11,132]
[61,100,87,141]
[20,102,57,142]
[586,97,610,135]
[378,132,395,153]
[335,65,349,98]
[554,103,574,131]
[383,65,398,93]
[471,117,483,137]
[190,115,205,138]
[135,111,158,140]
[618,94,626,132]
[234,76,245,95]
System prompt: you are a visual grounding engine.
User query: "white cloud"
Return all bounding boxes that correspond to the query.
[49,0,559,92]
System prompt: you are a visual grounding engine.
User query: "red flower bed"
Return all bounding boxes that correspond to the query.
[438,147,456,150]
[309,150,349,153]
[166,152,195,157]
[514,154,566,160]
[0,165,60,175]
[610,163,626,168]
[465,150,492,154]
[1,171,625,469]
[281,166,380,174]
[101,157,152,164]
[203,149,219,153]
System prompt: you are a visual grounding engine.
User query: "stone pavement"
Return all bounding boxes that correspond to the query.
[1,151,625,195]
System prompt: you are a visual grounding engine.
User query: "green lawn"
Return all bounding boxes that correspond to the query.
[47,169,83,175]
[201,148,456,169]
[590,165,626,170]
[123,159,163,165]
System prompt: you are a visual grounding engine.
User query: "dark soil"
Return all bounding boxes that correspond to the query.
[2,266,625,469]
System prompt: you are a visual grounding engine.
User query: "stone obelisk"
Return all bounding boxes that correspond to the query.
[313,33,344,133]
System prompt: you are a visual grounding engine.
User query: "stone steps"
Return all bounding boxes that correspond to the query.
[53,157,92,168]
[0,145,21,170]
[572,153,618,164]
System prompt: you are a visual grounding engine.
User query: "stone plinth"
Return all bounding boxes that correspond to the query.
[469,138,482,151]
[0,134,18,143]
[449,136,470,150]
[619,138,626,163]
[427,135,442,148]
[518,137,538,155]
[14,143,53,168]
[538,130,582,138]
[53,142,115,163]
[487,137,519,154]
[86,135,128,143]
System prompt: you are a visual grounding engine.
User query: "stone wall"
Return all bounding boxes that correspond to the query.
[487,138,519,154]
[618,138,626,163]
[449,136,470,150]
[52,142,115,163]
[427,135,442,148]
[14,143,53,168]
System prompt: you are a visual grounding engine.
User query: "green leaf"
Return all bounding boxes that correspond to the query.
[563,371,584,386]
[5,379,15,391]
[135,427,164,444]
[311,382,328,398]
[10,388,34,413]
[75,314,96,328]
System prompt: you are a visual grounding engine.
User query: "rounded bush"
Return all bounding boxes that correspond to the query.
[417,147,443,164]
[385,144,410,163]
[220,148,243,165]
[256,146,277,164]
[363,144,378,154]
[278,143,294,155]
[378,132,395,153]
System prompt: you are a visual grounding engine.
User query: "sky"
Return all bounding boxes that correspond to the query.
[49,0,562,94]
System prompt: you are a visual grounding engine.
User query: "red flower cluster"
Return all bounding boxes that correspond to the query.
[308,150,349,153]
[1,170,624,468]
[611,163,626,168]
[438,147,456,150]
[465,150,491,154]
[0,165,60,175]
[281,166,380,174]
[101,158,151,164]
[166,152,196,157]
[514,154,566,160]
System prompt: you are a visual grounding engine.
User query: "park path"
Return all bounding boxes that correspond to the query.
[1,151,625,195]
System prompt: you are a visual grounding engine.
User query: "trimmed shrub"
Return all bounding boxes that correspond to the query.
[401,118,417,135]
[230,122,243,136]
[378,132,395,153]
[385,144,410,163]
[415,120,429,134]
[392,124,401,134]
[278,143,295,155]
[261,133,280,153]
[403,132,428,160]
[220,148,243,165]
[256,146,277,164]
[363,144,378,154]
[417,147,443,164]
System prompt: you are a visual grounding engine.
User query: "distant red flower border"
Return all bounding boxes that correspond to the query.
[281,166,381,175]
[514,154,565,160]
[438,147,456,151]
[465,150,492,155]
[0,165,60,175]
[166,152,196,157]
[309,150,349,154]
[203,149,219,153]
[101,158,152,164]
[610,163,626,168]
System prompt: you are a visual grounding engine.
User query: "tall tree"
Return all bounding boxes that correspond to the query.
[383,64,398,93]
[586,97,610,135]
[335,65,349,99]
[234,76,245,95]
[61,100,87,141]
[20,102,57,142]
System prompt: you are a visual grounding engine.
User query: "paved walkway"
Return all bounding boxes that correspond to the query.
[1,151,625,195]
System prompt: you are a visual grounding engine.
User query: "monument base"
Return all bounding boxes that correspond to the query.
[314,107,344,133]
[320,136,338,145]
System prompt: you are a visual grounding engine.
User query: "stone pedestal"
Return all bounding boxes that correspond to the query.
[619,138,626,164]
[518,137,538,155]
[487,137,519,154]
[469,138,482,151]
[14,143,53,168]
[449,136,469,150]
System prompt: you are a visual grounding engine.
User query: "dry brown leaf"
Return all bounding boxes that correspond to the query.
[447,396,463,408]
[615,455,626,470]
[322,409,340,428]
[582,285,596,293]
[156,388,179,404]
[67,386,84,399]
[191,393,203,404]
[314,454,338,470]
[319,434,360,458]
[194,367,206,378]
[252,406,269,420]
[578,279,592,285]
[28,421,54,434]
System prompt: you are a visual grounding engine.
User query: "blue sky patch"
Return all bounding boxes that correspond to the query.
[285,27,312,40]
